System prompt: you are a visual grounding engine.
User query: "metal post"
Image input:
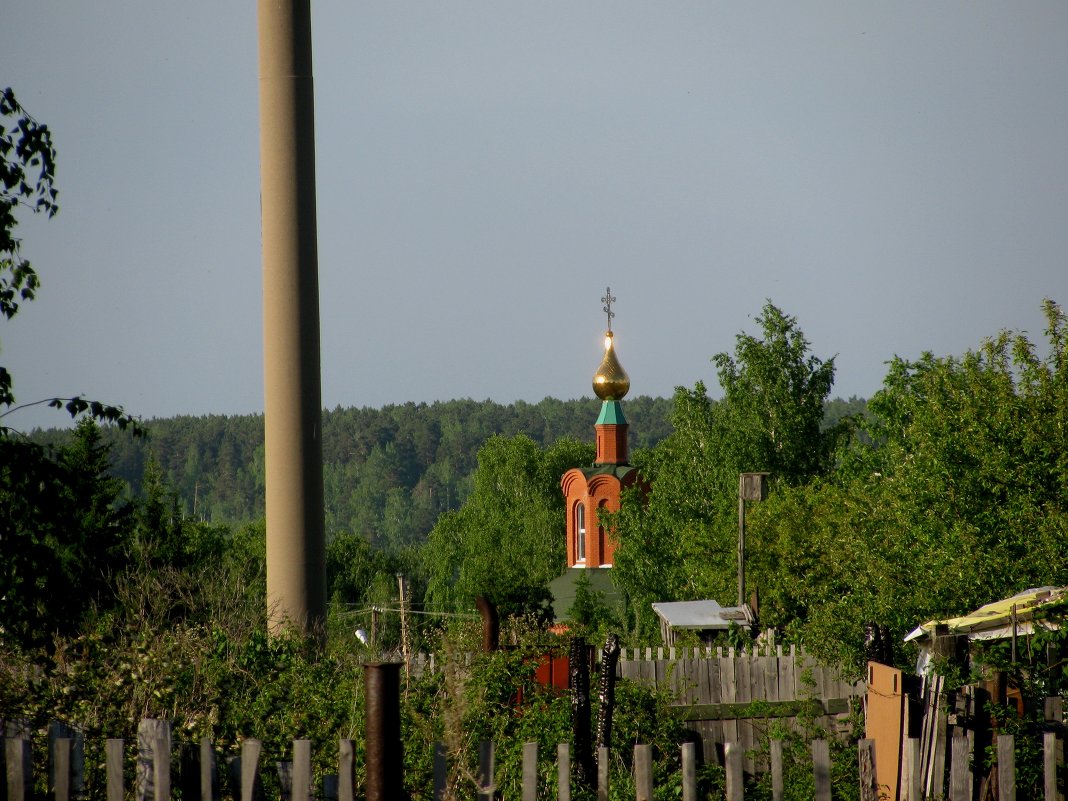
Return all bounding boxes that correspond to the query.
[365,663,403,801]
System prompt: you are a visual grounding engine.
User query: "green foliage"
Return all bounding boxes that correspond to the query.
[748,299,1068,671]
[613,301,842,637]
[0,420,136,648]
[423,435,595,616]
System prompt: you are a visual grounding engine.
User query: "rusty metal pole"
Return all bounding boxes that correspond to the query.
[257,0,326,637]
[365,663,404,801]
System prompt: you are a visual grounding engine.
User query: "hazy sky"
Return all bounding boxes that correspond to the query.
[3,3,1066,431]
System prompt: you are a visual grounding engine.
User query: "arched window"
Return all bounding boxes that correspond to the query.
[576,502,586,564]
[598,499,609,566]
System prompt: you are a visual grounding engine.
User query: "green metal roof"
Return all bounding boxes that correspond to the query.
[595,400,627,426]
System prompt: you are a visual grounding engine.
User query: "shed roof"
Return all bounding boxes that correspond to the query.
[651,599,754,630]
[904,586,1068,643]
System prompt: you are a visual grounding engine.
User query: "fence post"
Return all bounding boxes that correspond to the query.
[725,742,743,801]
[633,744,653,801]
[811,740,831,801]
[949,736,972,801]
[477,740,495,801]
[137,719,171,801]
[1045,731,1061,801]
[153,731,171,801]
[365,663,403,801]
[597,746,609,801]
[199,738,217,801]
[905,738,921,801]
[52,737,71,801]
[997,734,1015,801]
[857,739,877,801]
[292,740,311,801]
[522,742,537,801]
[107,739,124,801]
[7,736,31,801]
[49,722,84,801]
[769,739,783,801]
[558,743,571,801]
[338,740,355,801]
[681,742,696,801]
[240,739,263,801]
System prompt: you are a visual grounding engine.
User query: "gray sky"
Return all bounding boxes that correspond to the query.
[3,3,1066,431]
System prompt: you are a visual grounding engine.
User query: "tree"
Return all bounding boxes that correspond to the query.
[0,87,57,408]
[747,299,1068,670]
[422,435,594,617]
[613,301,843,636]
[0,420,135,648]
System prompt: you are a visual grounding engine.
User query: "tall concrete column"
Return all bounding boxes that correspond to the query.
[257,0,326,635]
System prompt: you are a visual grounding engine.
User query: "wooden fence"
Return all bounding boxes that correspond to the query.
[3,722,1063,800]
[617,644,864,772]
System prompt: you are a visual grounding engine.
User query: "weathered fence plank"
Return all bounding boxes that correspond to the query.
[681,742,696,801]
[240,739,262,801]
[522,742,537,801]
[338,739,355,801]
[477,740,495,801]
[557,743,570,801]
[1045,731,1060,801]
[106,739,124,801]
[857,738,877,801]
[634,744,653,801]
[432,742,446,801]
[292,740,311,801]
[597,746,608,801]
[52,737,71,801]
[949,735,971,801]
[725,742,743,801]
[998,734,1015,801]
[770,739,784,801]
[812,739,831,801]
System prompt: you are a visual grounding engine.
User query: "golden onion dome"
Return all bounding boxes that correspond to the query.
[592,330,630,400]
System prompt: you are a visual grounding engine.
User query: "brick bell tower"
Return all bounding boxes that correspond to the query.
[561,288,644,568]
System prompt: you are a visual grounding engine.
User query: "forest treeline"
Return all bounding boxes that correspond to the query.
[31,394,865,554]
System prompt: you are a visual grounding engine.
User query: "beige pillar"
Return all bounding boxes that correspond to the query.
[257,0,326,635]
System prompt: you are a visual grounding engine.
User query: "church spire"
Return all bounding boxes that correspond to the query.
[591,287,629,466]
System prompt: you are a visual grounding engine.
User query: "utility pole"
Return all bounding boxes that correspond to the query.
[738,472,769,608]
[397,574,412,680]
[257,0,326,637]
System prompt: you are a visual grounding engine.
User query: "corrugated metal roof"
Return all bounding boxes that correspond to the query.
[651,599,754,630]
[904,586,1067,643]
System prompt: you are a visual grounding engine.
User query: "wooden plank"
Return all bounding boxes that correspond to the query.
[522,742,538,801]
[770,739,784,801]
[240,739,262,801]
[949,735,971,801]
[338,740,355,801]
[634,745,653,801]
[811,740,831,801]
[720,656,739,750]
[7,737,31,801]
[558,743,570,801]
[779,648,796,701]
[681,743,696,801]
[596,746,608,801]
[107,740,124,801]
[53,738,71,801]
[998,734,1015,801]
[477,740,495,801]
[905,738,921,801]
[857,739,878,801]
[929,676,948,800]
[292,741,311,801]
[153,733,171,801]
[199,738,216,801]
[724,742,744,801]
[1044,731,1059,801]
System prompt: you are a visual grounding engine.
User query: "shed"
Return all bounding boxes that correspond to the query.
[651,599,755,646]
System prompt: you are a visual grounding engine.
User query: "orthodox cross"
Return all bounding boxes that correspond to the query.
[601,287,616,333]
